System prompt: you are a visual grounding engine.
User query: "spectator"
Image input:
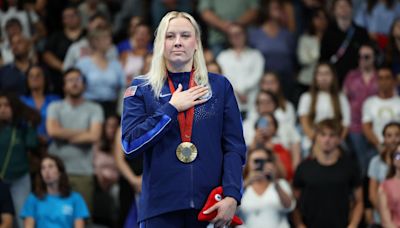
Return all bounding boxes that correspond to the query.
[258,72,302,169]
[297,8,328,93]
[0,34,34,96]
[320,0,370,87]
[248,0,297,103]
[378,144,400,228]
[344,43,379,175]
[298,62,351,155]
[92,115,120,226]
[20,65,61,146]
[368,122,400,225]
[216,23,264,120]
[63,13,118,71]
[385,18,400,86]
[46,68,104,213]
[76,26,125,117]
[113,128,143,228]
[43,6,84,95]
[112,0,145,36]
[0,92,39,228]
[198,0,259,56]
[21,155,89,228]
[354,0,400,48]
[78,0,110,28]
[293,119,363,228]
[0,0,46,46]
[249,112,294,181]
[120,23,152,86]
[240,147,295,228]
[150,0,194,31]
[0,179,14,228]
[298,0,327,34]
[243,90,279,145]
[203,48,215,65]
[362,64,400,151]
[116,16,145,54]
[0,18,23,66]
[206,61,222,74]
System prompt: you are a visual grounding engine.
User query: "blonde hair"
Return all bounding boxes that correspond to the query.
[146,11,209,97]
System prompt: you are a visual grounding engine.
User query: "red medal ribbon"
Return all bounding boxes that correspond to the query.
[167,69,196,143]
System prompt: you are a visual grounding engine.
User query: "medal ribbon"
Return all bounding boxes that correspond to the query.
[167,69,196,143]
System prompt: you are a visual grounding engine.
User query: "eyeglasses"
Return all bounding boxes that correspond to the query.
[360,54,372,60]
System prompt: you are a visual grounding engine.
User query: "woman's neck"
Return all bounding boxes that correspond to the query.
[166,61,193,73]
[92,50,107,60]
[46,183,59,195]
[233,46,245,54]
[31,89,44,98]
[336,18,351,31]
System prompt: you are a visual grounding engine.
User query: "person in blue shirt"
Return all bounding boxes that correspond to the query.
[20,65,61,145]
[20,155,89,228]
[121,11,246,228]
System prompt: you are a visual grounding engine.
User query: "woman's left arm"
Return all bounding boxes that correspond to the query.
[274,179,295,210]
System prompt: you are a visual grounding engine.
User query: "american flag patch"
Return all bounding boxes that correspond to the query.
[123,86,137,98]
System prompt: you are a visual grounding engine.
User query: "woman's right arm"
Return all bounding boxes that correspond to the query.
[23,218,35,228]
[121,81,178,159]
[114,128,142,192]
[369,177,380,210]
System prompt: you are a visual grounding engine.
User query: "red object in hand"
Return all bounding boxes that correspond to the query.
[198,186,243,226]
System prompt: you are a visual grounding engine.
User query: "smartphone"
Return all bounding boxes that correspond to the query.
[254,158,266,171]
[256,117,269,130]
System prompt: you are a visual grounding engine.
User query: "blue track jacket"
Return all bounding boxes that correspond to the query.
[121,72,246,221]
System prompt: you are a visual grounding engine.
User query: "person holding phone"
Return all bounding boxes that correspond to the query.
[240,147,295,228]
[250,111,293,180]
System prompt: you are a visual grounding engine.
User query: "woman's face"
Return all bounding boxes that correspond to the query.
[0,97,12,122]
[260,73,279,94]
[93,32,112,53]
[267,1,283,22]
[164,17,197,69]
[313,10,328,32]
[315,64,334,91]
[227,25,246,48]
[27,67,45,91]
[384,126,400,149]
[105,117,119,140]
[256,93,277,115]
[41,158,61,186]
[134,25,151,49]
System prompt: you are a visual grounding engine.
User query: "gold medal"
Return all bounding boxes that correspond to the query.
[176,142,198,163]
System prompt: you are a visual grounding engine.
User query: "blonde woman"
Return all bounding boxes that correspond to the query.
[120,11,246,228]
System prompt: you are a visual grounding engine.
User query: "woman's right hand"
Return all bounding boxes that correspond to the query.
[169,84,209,112]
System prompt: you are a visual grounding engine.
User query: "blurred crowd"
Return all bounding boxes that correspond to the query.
[1,0,400,227]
